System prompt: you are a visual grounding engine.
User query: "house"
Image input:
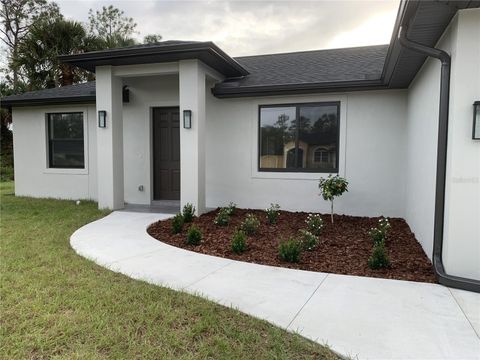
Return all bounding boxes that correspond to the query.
[1,0,479,292]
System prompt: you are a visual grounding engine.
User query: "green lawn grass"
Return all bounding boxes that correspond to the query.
[0,182,339,359]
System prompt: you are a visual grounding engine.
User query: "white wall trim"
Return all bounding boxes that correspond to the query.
[41,106,90,175]
[113,62,179,77]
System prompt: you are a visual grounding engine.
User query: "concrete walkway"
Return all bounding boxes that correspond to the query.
[70,211,480,360]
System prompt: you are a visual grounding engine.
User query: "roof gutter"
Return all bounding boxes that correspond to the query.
[0,95,96,110]
[212,79,387,98]
[398,26,480,293]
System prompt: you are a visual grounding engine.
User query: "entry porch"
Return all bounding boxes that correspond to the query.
[96,60,222,214]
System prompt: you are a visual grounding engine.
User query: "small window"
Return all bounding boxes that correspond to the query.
[47,112,84,169]
[314,148,329,163]
[259,102,339,172]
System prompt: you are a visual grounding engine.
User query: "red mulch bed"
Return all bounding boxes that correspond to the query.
[147,208,436,283]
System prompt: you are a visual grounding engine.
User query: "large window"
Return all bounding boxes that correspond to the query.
[47,112,85,169]
[259,102,340,172]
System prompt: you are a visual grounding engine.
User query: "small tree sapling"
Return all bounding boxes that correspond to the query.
[318,175,348,224]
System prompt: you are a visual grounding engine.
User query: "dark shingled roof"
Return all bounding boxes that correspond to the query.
[1,45,387,107]
[1,81,95,107]
[2,0,479,106]
[232,45,388,87]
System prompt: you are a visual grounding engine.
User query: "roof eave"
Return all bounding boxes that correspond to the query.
[58,42,249,77]
[212,79,387,98]
[1,95,96,109]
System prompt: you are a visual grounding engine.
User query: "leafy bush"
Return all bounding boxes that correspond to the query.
[368,243,390,269]
[368,217,391,245]
[318,175,348,223]
[171,213,184,234]
[240,213,260,236]
[226,202,237,216]
[214,208,230,226]
[231,230,247,254]
[305,214,324,236]
[186,225,202,245]
[278,238,302,263]
[182,203,195,223]
[265,203,280,224]
[299,229,319,251]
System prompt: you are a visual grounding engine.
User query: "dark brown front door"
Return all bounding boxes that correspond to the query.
[152,107,180,200]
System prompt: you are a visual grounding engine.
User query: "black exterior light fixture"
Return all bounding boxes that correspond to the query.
[183,110,192,129]
[122,85,130,103]
[98,110,107,128]
[473,101,480,140]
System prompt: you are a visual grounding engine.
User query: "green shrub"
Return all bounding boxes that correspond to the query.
[265,203,280,224]
[305,214,324,236]
[278,238,302,263]
[171,213,184,234]
[182,203,195,223]
[318,175,348,223]
[186,225,202,245]
[231,230,247,254]
[368,243,390,269]
[214,208,230,226]
[240,213,260,236]
[368,217,391,245]
[299,229,319,251]
[226,202,237,216]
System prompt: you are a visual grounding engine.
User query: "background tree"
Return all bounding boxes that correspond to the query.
[0,81,14,180]
[0,0,60,91]
[15,18,101,89]
[144,34,162,44]
[88,5,137,48]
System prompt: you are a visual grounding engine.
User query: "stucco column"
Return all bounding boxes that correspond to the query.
[179,60,207,215]
[95,66,124,210]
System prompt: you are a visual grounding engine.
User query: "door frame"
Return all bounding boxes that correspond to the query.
[150,105,181,202]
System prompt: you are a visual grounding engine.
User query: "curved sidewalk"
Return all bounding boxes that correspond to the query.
[70,211,480,360]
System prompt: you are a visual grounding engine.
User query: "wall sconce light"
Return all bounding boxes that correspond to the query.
[122,85,130,103]
[183,110,192,129]
[473,101,480,140]
[98,110,107,128]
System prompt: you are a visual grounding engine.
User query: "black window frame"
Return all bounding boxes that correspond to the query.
[258,101,340,173]
[47,112,85,169]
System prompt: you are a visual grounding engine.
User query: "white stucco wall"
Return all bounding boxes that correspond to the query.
[404,46,443,260]
[12,104,97,200]
[442,9,480,280]
[122,74,179,205]
[205,90,407,216]
[405,9,480,281]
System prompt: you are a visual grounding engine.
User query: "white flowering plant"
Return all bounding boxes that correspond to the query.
[265,203,280,224]
[214,207,230,226]
[226,202,237,216]
[368,217,391,245]
[240,213,260,235]
[305,214,324,236]
[299,229,319,251]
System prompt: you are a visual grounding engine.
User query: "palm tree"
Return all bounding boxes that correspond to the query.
[14,18,102,89]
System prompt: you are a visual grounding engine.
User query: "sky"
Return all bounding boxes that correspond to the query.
[56,0,400,57]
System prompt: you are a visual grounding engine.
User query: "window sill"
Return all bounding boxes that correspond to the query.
[252,170,338,181]
[43,168,89,175]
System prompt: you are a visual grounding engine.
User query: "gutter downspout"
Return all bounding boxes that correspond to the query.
[398,27,480,293]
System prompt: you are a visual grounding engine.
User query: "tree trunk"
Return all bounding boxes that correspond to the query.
[60,64,74,86]
[12,46,19,92]
[331,201,334,224]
